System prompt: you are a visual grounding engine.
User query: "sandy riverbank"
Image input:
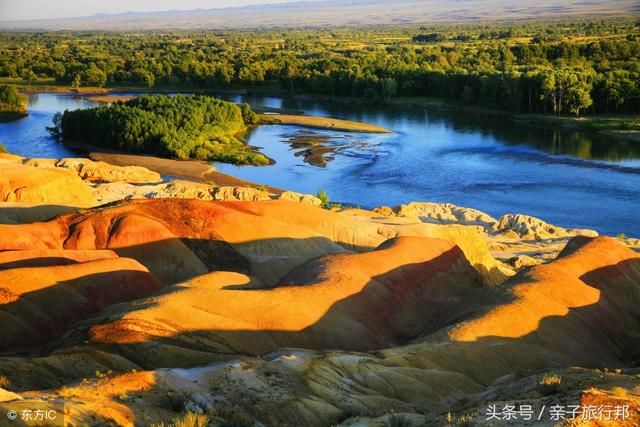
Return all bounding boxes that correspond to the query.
[258,113,392,133]
[85,95,135,103]
[63,140,280,192]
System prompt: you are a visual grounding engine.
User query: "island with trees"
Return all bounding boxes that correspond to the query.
[0,84,27,121]
[49,95,271,165]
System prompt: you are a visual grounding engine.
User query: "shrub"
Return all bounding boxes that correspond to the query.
[317,189,330,208]
[150,412,211,427]
[0,144,7,154]
[161,391,191,412]
[174,412,210,427]
[611,387,629,398]
[0,375,10,389]
[447,412,474,427]
[386,414,412,427]
[240,102,257,125]
[537,374,562,395]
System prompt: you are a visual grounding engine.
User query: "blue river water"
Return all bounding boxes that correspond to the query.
[1,93,639,237]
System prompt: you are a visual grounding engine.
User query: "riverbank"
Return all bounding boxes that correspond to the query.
[257,113,392,133]
[63,140,281,192]
[12,81,637,141]
[0,111,27,123]
[390,96,640,143]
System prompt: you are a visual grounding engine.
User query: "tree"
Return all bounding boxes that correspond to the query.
[240,102,257,125]
[21,69,37,84]
[413,33,446,43]
[540,68,593,115]
[0,84,27,113]
[83,64,107,87]
[565,73,593,115]
[72,74,81,91]
[0,22,638,115]
[380,78,398,103]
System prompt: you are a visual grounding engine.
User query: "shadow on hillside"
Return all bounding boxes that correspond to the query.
[2,230,639,424]
[78,245,480,361]
[32,255,640,424]
[0,267,163,356]
[0,236,482,385]
[0,204,79,224]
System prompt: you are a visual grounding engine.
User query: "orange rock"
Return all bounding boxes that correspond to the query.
[449,236,640,344]
[0,199,389,284]
[0,164,96,206]
[0,249,118,269]
[0,257,163,352]
[86,236,483,356]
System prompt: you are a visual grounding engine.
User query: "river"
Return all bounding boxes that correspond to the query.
[1,93,639,237]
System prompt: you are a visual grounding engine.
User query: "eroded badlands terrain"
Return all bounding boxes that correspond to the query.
[0,153,638,426]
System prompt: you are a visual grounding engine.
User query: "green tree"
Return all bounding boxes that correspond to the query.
[83,64,107,87]
[240,102,257,125]
[380,78,398,103]
[21,69,37,84]
[72,74,81,90]
[317,190,330,208]
[0,84,27,113]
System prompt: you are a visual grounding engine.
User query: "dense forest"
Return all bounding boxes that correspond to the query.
[1,18,640,115]
[50,95,268,164]
[0,84,26,114]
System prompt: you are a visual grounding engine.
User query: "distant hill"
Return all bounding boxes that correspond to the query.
[1,0,638,31]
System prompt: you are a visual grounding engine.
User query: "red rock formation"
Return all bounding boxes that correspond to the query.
[82,236,483,356]
[0,199,389,284]
[0,257,163,352]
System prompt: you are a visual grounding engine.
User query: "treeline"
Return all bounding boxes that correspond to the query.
[50,95,268,165]
[2,18,640,114]
[0,84,26,113]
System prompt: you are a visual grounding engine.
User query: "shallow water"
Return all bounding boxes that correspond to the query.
[1,93,639,237]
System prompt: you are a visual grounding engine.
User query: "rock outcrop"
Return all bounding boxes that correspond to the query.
[0,164,97,206]
[276,191,322,207]
[368,201,616,268]
[341,208,513,285]
[394,202,499,230]
[495,213,598,240]
[55,158,162,183]
[389,202,599,241]
[211,186,272,202]
[22,157,162,184]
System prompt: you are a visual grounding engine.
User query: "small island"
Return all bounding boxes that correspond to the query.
[50,94,270,165]
[0,84,27,122]
[85,94,393,134]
